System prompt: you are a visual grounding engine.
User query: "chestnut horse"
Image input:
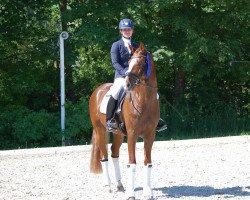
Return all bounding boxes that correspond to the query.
[89,43,159,200]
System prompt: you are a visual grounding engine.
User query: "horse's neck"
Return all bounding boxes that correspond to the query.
[145,64,157,89]
[147,58,157,87]
[133,79,158,103]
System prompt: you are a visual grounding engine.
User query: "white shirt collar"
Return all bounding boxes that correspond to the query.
[122,37,131,46]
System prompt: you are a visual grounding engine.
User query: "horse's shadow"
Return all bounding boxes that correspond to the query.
[135,185,250,198]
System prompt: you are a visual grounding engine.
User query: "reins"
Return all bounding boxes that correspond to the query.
[128,92,142,115]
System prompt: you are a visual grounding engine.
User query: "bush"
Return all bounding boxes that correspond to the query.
[0,105,61,149]
[0,106,29,149]
[0,98,93,150]
[12,110,60,148]
[63,98,92,145]
[156,100,250,141]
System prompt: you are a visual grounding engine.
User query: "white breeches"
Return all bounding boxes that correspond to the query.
[109,77,159,100]
[110,78,126,100]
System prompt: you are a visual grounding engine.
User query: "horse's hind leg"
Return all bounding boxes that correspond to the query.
[111,133,124,192]
[143,134,155,198]
[95,126,112,192]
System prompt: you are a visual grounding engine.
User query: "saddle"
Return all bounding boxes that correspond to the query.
[99,88,127,135]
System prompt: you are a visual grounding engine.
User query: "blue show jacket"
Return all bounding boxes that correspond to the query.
[110,38,139,79]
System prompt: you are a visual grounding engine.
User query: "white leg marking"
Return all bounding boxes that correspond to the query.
[126,163,136,198]
[100,160,111,187]
[112,157,122,186]
[143,163,153,197]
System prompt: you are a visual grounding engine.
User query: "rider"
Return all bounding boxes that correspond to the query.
[106,18,167,132]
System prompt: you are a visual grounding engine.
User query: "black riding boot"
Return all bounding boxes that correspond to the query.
[156,118,167,132]
[106,96,118,131]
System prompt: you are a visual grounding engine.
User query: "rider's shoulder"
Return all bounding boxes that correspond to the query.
[111,39,123,50]
[112,39,123,46]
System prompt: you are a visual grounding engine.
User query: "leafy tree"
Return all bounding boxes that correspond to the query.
[0,0,249,149]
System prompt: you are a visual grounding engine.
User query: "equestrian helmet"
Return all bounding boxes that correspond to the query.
[119,18,134,30]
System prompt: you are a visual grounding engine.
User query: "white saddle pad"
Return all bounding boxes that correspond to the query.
[99,90,112,114]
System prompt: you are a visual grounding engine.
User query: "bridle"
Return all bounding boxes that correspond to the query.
[125,54,147,87]
[125,53,157,90]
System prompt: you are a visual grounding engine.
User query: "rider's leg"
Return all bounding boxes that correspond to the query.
[106,95,118,130]
[106,78,125,131]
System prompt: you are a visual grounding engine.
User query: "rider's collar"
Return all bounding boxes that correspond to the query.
[122,37,131,45]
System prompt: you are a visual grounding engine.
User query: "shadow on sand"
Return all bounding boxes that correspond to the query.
[135,185,250,198]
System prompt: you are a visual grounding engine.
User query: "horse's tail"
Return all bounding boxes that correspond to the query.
[90,130,102,174]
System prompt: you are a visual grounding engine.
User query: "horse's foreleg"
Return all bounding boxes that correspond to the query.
[111,134,124,191]
[112,157,125,192]
[126,133,137,199]
[127,163,136,199]
[100,160,111,192]
[143,163,153,198]
[143,135,155,198]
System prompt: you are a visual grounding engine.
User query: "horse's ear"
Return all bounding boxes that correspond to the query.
[128,45,136,54]
[139,42,146,54]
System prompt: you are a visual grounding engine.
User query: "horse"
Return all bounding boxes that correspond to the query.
[89,42,160,200]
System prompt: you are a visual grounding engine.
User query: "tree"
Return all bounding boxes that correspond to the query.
[0,0,249,149]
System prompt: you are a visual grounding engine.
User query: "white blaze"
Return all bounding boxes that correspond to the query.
[127,58,137,74]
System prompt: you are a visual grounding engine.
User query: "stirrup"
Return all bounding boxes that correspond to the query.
[156,118,167,132]
[156,124,168,132]
[106,119,117,132]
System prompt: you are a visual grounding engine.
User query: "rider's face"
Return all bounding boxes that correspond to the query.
[120,28,133,39]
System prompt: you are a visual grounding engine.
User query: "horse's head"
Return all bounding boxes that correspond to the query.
[125,42,150,91]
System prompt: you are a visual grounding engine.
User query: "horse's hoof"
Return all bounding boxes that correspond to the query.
[143,188,153,199]
[144,196,154,200]
[117,185,125,192]
[104,185,112,193]
[127,197,135,200]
